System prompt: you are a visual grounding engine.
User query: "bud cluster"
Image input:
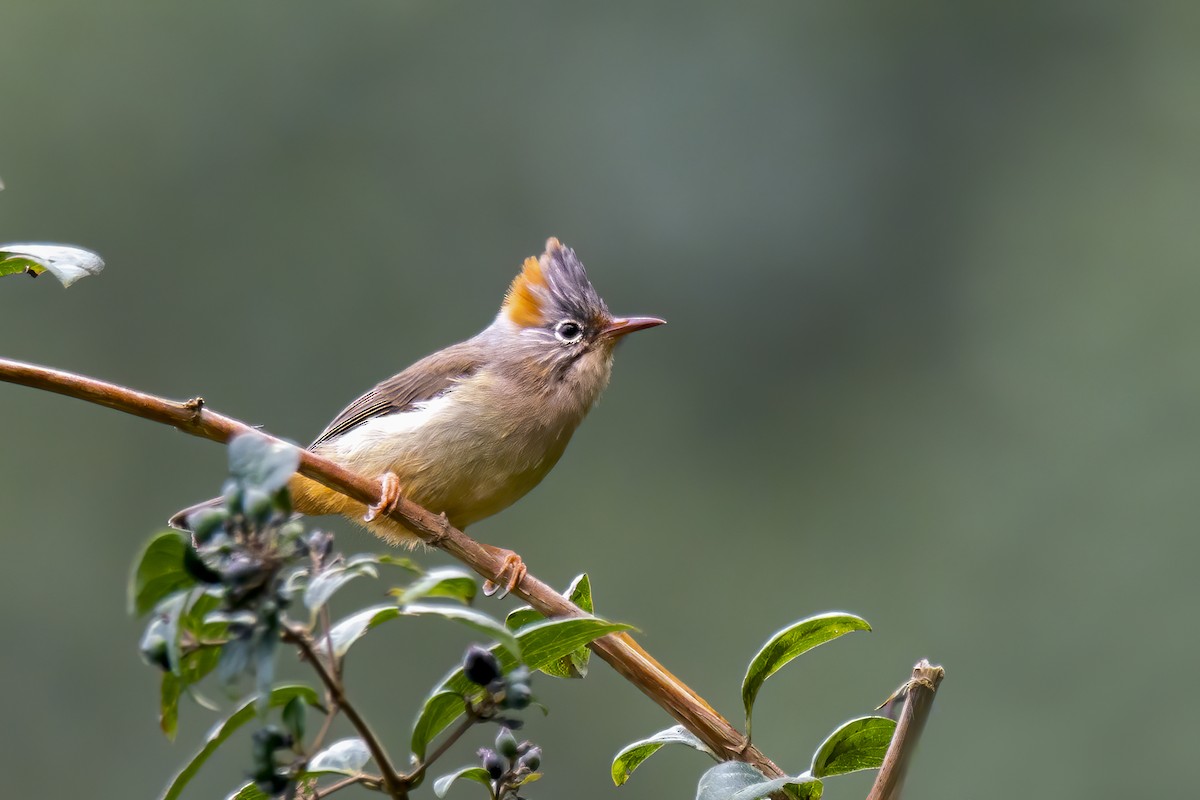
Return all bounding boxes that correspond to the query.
[460,646,543,798]
[475,728,543,800]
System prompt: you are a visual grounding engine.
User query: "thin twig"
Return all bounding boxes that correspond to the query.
[283,625,407,798]
[314,774,374,798]
[867,659,945,800]
[0,357,783,777]
[405,710,478,785]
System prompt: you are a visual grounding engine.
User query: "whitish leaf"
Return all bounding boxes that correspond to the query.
[304,561,379,614]
[227,431,300,493]
[0,243,104,286]
[161,684,321,800]
[328,604,400,659]
[395,567,477,606]
[308,738,372,775]
[611,725,717,786]
[696,763,822,800]
[433,767,492,798]
[696,762,768,800]
[129,531,195,616]
[329,602,518,662]
[411,691,464,760]
[742,613,871,733]
[810,716,896,778]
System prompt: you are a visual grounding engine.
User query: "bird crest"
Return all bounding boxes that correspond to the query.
[502,237,608,328]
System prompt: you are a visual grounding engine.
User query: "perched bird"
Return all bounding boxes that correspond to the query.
[171,237,663,594]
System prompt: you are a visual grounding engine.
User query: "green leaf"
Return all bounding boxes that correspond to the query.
[160,646,222,740]
[611,725,717,786]
[161,672,183,741]
[810,716,897,778]
[695,762,822,800]
[411,691,465,760]
[0,243,104,286]
[502,574,596,678]
[329,603,519,662]
[433,766,493,798]
[130,531,195,616]
[227,431,300,493]
[783,777,825,800]
[161,684,321,800]
[415,617,632,749]
[308,737,371,775]
[504,607,543,631]
[282,695,306,744]
[227,783,271,800]
[376,554,423,573]
[303,561,379,615]
[741,613,871,734]
[394,567,478,606]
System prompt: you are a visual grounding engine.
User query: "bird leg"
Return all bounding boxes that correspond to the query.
[481,544,527,599]
[364,471,403,522]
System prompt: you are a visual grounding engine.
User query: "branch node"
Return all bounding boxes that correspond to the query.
[182,396,205,424]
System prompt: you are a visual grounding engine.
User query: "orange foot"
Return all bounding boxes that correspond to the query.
[364,472,403,522]
[481,545,527,599]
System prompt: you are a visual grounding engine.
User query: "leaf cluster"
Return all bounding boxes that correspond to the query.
[612,614,895,800]
[130,432,628,799]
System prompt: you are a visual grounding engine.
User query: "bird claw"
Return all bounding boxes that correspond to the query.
[364,472,403,522]
[483,551,527,599]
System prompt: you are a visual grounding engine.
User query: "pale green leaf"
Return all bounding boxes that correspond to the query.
[611,725,716,786]
[433,767,492,798]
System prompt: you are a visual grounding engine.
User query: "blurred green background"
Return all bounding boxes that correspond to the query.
[3,2,1198,798]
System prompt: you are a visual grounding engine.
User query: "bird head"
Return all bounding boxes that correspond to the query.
[491,237,664,409]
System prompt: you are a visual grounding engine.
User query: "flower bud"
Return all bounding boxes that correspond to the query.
[502,680,532,710]
[495,727,519,760]
[463,645,501,687]
[477,748,505,780]
[519,746,542,772]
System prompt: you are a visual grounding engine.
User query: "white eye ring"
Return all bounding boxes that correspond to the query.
[554,320,584,343]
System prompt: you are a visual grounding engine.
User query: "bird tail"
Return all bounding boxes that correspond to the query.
[168,497,222,532]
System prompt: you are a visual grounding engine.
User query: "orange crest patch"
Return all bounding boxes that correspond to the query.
[502,256,548,327]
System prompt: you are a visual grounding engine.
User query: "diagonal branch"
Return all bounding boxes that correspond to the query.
[0,356,784,778]
[867,659,945,800]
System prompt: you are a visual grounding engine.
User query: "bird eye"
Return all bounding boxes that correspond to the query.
[554,320,583,343]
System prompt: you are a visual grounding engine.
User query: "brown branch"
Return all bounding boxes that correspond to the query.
[283,624,407,798]
[0,356,783,777]
[867,659,945,800]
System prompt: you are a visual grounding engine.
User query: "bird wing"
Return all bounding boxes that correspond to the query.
[309,342,482,448]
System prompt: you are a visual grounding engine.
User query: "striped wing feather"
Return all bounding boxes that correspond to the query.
[310,342,481,448]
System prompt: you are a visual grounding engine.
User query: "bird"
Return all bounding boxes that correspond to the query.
[170,237,664,596]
